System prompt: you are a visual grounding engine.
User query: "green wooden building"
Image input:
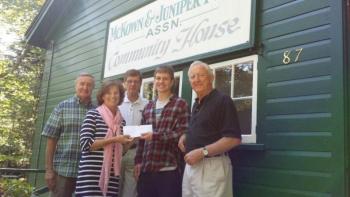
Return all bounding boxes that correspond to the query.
[26,0,350,196]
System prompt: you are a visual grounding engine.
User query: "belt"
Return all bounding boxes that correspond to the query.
[205,153,228,158]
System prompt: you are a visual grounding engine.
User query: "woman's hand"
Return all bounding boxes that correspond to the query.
[114,135,133,144]
[91,135,133,150]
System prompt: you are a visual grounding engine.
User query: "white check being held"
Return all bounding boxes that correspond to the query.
[123,125,153,138]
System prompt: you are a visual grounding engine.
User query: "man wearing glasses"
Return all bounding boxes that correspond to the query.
[119,69,148,197]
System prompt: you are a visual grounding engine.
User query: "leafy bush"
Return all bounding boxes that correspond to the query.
[0,178,33,197]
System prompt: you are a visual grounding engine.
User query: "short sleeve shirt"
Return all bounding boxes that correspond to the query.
[41,96,95,177]
[119,95,148,126]
[185,89,241,153]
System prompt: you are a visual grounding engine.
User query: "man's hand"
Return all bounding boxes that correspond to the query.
[134,164,141,181]
[45,169,57,191]
[178,134,186,152]
[140,132,152,141]
[184,148,204,166]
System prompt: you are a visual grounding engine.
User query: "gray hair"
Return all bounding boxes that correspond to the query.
[188,60,214,78]
[75,72,95,85]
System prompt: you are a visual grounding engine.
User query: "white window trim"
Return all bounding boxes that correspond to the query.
[191,55,258,143]
[141,71,183,100]
[174,71,183,97]
[141,77,155,100]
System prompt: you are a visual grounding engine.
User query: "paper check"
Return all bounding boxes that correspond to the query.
[123,125,153,137]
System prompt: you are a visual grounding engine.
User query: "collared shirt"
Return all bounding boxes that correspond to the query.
[135,96,190,172]
[41,96,94,177]
[185,89,242,153]
[119,94,148,126]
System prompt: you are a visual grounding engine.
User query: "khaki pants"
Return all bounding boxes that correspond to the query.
[120,148,137,197]
[50,174,76,197]
[182,155,233,197]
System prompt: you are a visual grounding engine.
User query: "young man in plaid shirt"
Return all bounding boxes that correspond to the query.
[134,66,190,197]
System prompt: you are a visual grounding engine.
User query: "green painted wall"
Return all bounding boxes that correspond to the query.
[234,0,346,196]
[29,0,153,191]
[29,0,348,196]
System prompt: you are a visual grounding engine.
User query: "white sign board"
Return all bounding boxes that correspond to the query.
[104,0,253,78]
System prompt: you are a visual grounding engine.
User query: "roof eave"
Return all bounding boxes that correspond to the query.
[25,0,72,49]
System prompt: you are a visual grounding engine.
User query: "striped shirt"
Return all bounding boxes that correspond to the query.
[135,96,190,172]
[76,109,125,196]
[41,96,94,177]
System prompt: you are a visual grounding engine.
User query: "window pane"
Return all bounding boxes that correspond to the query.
[233,99,252,135]
[234,62,253,97]
[142,82,154,100]
[215,66,232,96]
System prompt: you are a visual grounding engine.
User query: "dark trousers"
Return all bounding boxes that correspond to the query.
[137,170,181,197]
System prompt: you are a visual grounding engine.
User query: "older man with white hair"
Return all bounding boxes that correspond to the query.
[178,61,242,197]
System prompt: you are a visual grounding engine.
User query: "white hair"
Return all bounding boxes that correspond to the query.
[188,60,214,78]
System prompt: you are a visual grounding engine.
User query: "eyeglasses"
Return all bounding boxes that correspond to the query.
[126,80,140,84]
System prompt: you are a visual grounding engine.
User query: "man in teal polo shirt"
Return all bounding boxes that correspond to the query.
[42,73,95,197]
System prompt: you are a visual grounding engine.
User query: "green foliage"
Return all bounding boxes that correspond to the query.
[0,178,33,197]
[0,42,45,168]
[0,0,45,169]
[0,0,45,35]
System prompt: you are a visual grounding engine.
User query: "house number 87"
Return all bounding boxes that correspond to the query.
[282,48,303,64]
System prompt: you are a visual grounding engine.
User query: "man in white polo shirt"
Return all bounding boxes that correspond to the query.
[119,69,148,197]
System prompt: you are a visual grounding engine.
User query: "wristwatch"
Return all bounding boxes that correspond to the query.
[202,146,209,157]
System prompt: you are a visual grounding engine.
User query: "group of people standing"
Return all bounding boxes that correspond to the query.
[42,61,242,197]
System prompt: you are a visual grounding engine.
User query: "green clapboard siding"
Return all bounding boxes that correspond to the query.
[30,0,348,196]
[234,0,345,197]
[29,0,153,191]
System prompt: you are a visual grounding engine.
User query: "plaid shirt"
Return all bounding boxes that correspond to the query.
[42,96,94,177]
[135,96,189,172]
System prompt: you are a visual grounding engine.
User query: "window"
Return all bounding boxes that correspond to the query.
[192,55,258,143]
[141,77,155,101]
[141,71,183,100]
